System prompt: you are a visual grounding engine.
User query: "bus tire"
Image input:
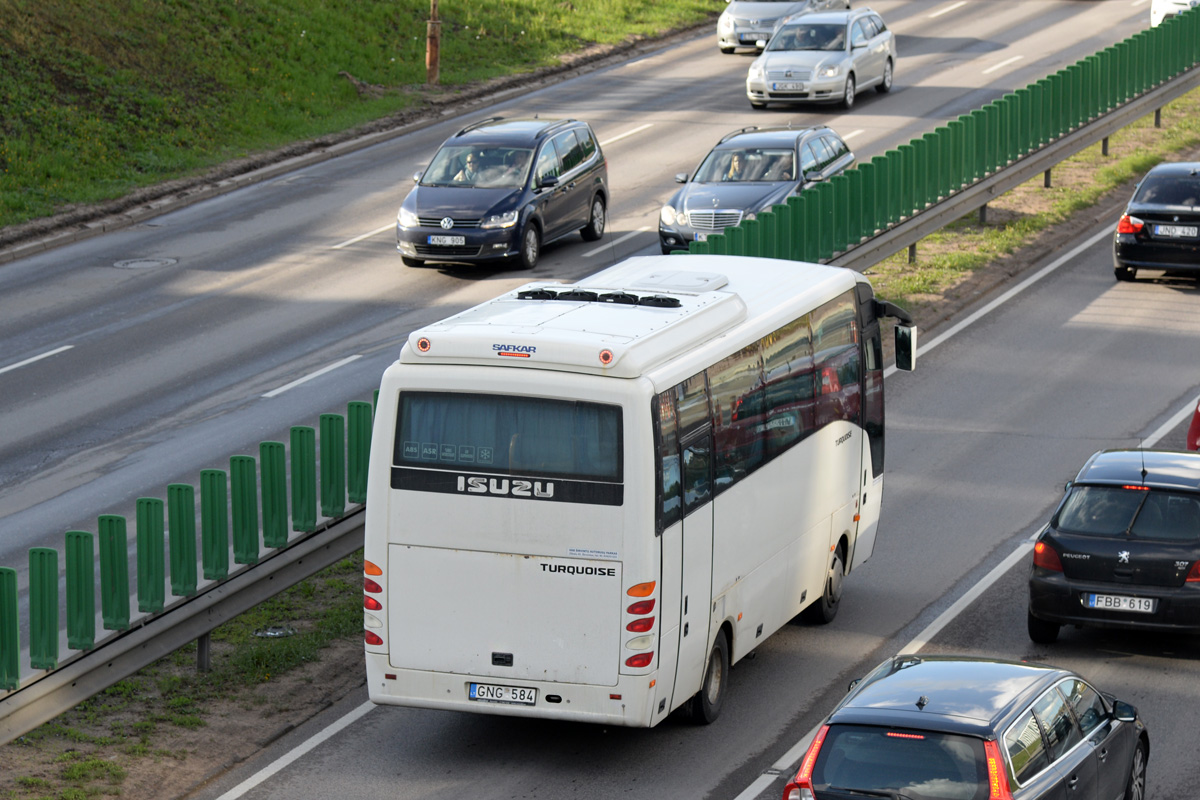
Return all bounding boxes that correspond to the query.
[803,543,845,624]
[688,629,729,724]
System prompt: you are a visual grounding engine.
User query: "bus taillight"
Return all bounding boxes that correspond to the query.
[364,596,382,611]
[627,599,656,615]
[364,560,382,576]
[365,631,383,646]
[626,616,655,632]
[364,577,382,593]
[625,653,654,668]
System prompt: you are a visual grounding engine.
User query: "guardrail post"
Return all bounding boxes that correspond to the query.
[231,455,260,565]
[136,497,165,613]
[201,469,229,580]
[348,401,373,505]
[29,547,58,670]
[98,514,130,631]
[320,413,347,519]
[0,567,17,690]
[66,531,95,651]
[291,426,317,533]
[260,441,288,548]
[168,484,198,597]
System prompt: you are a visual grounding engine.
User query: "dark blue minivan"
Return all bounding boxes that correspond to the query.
[396,117,608,270]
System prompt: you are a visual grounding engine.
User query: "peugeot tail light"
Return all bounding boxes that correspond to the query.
[1033,541,1063,572]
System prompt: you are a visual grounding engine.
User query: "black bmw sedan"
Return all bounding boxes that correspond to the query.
[1113,161,1200,282]
[783,655,1148,800]
[1028,449,1200,643]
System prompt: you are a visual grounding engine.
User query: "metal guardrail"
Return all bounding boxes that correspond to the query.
[1,6,1199,748]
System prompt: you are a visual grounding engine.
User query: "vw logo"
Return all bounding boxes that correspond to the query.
[440,217,454,229]
[1118,551,1131,564]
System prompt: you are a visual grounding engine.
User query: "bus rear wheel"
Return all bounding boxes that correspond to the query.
[803,543,845,624]
[688,629,729,724]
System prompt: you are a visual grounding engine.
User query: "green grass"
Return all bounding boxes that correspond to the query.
[0,0,714,229]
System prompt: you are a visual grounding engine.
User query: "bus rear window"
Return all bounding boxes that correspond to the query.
[393,392,622,481]
[813,725,988,800]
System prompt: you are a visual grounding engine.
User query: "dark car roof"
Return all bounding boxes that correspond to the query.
[828,655,1071,738]
[1144,162,1200,179]
[1076,449,1200,491]
[450,117,581,147]
[716,126,827,149]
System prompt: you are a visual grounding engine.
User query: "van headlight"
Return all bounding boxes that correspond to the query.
[398,207,419,228]
[480,209,519,229]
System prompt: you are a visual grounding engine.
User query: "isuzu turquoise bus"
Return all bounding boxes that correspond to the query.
[363,254,915,727]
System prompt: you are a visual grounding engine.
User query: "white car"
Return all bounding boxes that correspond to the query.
[1151,0,1199,26]
[717,0,849,54]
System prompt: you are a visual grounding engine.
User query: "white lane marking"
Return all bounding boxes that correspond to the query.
[582,226,652,258]
[1141,394,1200,448]
[332,224,393,250]
[213,700,376,800]
[983,55,1025,75]
[767,223,1119,797]
[842,129,866,140]
[600,123,653,147]
[929,1,967,18]
[0,345,74,376]
[262,355,362,398]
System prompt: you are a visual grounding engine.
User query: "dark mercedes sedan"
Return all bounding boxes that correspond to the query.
[1028,449,1200,643]
[658,125,853,253]
[784,655,1148,800]
[1113,161,1200,281]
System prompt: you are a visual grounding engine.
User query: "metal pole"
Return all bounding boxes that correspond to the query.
[907,243,917,263]
[196,632,211,672]
[426,0,441,86]
[1154,108,1161,128]
[1044,169,1052,189]
[1102,136,1109,156]
[979,203,988,225]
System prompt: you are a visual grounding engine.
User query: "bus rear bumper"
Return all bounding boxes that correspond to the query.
[366,652,663,727]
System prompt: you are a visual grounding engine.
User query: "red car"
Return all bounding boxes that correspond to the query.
[1188,395,1200,451]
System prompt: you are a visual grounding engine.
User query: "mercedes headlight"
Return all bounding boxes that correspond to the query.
[818,64,841,79]
[660,205,685,226]
[398,207,419,228]
[480,209,519,229]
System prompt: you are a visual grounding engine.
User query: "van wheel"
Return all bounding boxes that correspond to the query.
[581,196,605,241]
[517,224,540,270]
[1027,610,1060,644]
[688,630,729,724]
[803,544,845,624]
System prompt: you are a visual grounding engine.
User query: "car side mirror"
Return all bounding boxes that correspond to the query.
[538,175,559,189]
[412,170,424,183]
[756,38,768,49]
[894,325,917,371]
[847,678,861,692]
[1112,700,1138,722]
[804,170,822,183]
[1064,480,1073,493]
[675,172,688,184]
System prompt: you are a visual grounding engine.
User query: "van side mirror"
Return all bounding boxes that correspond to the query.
[538,175,559,189]
[1112,700,1138,722]
[894,325,917,371]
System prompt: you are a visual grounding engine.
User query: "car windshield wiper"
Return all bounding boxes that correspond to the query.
[826,788,915,800]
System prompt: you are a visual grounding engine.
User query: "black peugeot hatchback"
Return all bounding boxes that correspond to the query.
[784,654,1148,800]
[1027,448,1200,643]
[396,117,608,270]
[1113,161,1200,282]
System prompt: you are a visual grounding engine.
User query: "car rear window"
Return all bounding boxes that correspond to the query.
[1054,485,1200,540]
[813,725,988,800]
[1134,173,1200,206]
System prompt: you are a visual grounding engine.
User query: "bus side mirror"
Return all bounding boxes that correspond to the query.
[894,325,917,371]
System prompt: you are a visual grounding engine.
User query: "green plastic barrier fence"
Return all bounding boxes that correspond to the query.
[29,548,57,670]
[99,514,130,631]
[168,484,198,597]
[0,567,16,689]
[320,413,346,519]
[291,426,317,533]
[348,401,373,505]
[260,441,288,548]
[201,469,229,581]
[136,498,164,614]
[66,531,95,651]
[231,455,259,565]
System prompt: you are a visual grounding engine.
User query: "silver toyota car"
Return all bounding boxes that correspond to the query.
[746,6,897,109]
[717,0,849,54]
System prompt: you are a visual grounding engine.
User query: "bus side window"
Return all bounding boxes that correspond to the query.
[761,315,816,460]
[656,391,682,530]
[709,342,766,492]
[675,373,712,516]
[811,292,861,428]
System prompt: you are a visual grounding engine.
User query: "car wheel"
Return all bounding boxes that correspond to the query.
[400,255,423,267]
[877,59,893,93]
[842,74,856,109]
[1114,264,1137,282]
[750,100,767,110]
[720,46,736,54]
[688,629,729,724]
[517,224,540,270]
[1124,740,1147,800]
[580,196,605,242]
[1027,609,1060,644]
[803,543,845,624]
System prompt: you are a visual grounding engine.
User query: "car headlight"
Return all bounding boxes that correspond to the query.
[719,14,734,31]
[748,62,764,80]
[661,205,679,226]
[480,209,519,229]
[818,64,841,79]
[398,207,419,228]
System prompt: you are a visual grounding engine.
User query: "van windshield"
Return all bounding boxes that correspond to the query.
[813,725,989,800]
[420,146,533,189]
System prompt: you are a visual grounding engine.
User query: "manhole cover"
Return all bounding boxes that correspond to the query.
[113,257,177,270]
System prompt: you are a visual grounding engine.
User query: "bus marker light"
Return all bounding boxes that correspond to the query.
[627,599,655,615]
[610,694,622,700]
[364,596,383,611]
[385,673,396,680]
[599,349,614,365]
[364,560,382,576]
[649,679,656,688]
[627,581,656,597]
[625,653,654,668]
[417,337,432,352]
[626,617,655,632]
[626,635,654,650]
[364,613,383,628]
[365,631,383,646]
[364,578,382,593]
